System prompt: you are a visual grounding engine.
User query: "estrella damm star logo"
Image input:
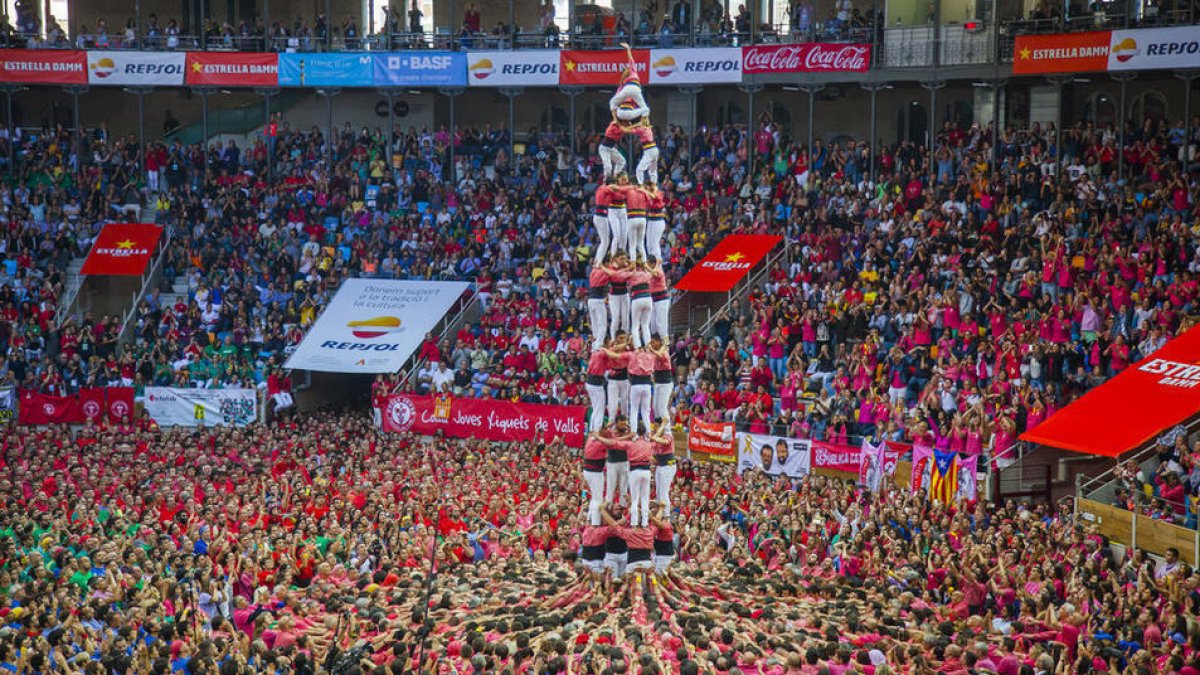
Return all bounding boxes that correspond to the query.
[724,251,746,263]
[1019,48,1031,60]
[564,60,576,71]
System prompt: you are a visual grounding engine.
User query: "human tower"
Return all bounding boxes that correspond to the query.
[579,46,678,581]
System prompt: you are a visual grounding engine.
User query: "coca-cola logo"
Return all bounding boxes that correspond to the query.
[743,44,869,73]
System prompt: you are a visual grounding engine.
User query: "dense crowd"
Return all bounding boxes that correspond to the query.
[0,414,1197,674]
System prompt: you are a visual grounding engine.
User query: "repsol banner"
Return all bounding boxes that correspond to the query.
[284,279,470,373]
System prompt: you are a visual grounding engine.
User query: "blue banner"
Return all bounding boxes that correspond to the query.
[277,53,373,87]
[372,52,467,87]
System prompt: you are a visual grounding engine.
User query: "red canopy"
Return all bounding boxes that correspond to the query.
[1022,325,1200,457]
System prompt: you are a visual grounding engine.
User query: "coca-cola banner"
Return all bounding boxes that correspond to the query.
[741,43,871,74]
[382,394,587,447]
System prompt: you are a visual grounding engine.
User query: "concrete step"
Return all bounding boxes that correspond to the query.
[172,282,189,295]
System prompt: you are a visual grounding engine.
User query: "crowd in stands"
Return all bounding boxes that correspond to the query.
[0,413,1197,673]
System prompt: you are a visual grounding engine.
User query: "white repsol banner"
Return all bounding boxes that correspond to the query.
[736,432,812,478]
[1108,27,1200,71]
[285,278,470,373]
[648,48,742,84]
[86,51,185,85]
[144,387,258,427]
[466,51,558,86]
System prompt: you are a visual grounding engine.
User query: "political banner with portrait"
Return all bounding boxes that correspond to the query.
[736,432,811,478]
[0,387,15,425]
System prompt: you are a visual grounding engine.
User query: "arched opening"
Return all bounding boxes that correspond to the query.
[949,100,973,130]
[717,101,745,128]
[769,103,793,137]
[582,103,609,133]
[1132,91,1168,132]
[897,101,928,144]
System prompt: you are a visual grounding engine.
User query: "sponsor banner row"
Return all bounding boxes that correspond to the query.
[381,393,587,447]
[0,45,870,87]
[284,278,470,373]
[690,423,910,479]
[1014,26,1200,74]
[144,387,258,427]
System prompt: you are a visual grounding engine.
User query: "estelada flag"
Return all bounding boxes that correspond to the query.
[675,234,781,292]
[81,223,163,275]
[929,451,959,505]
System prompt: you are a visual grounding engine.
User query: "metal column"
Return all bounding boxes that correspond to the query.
[991,81,1004,168]
[862,82,890,183]
[199,0,207,49]
[800,84,824,164]
[1178,71,1198,174]
[440,87,465,182]
[318,89,340,174]
[740,83,763,170]
[1047,75,1072,179]
[1113,73,1136,178]
[509,0,516,47]
[561,85,584,159]
[194,86,215,169]
[680,85,702,157]
[64,86,87,183]
[125,87,153,184]
[2,86,17,176]
[263,0,270,50]
[255,87,278,181]
[499,87,523,167]
[377,88,398,181]
[921,81,945,181]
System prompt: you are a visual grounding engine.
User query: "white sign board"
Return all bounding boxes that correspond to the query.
[736,432,812,478]
[144,387,258,427]
[284,278,470,373]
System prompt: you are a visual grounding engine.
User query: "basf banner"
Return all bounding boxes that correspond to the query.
[87,51,185,86]
[185,52,278,86]
[144,387,258,427]
[278,52,373,87]
[285,279,470,373]
[0,49,86,84]
[648,48,741,85]
[373,52,466,86]
[467,51,558,86]
[382,394,586,446]
[1108,26,1200,71]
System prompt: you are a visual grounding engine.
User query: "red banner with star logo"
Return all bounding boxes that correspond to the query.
[81,223,163,276]
[559,49,649,86]
[675,234,781,292]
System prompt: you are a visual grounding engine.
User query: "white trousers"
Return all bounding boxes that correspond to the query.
[630,382,652,436]
[587,298,608,349]
[272,392,293,410]
[628,468,652,527]
[646,218,666,262]
[606,378,629,420]
[628,216,647,261]
[652,299,670,341]
[630,296,653,348]
[593,214,611,264]
[583,469,605,526]
[599,144,626,180]
[605,460,629,505]
[609,293,630,341]
[655,464,677,514]
[607,207,628,254]
[585,382,606,431]
[611,85,649,121]
[636,147,659,185]
[652,380,673,424]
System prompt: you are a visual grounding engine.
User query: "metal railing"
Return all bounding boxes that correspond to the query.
[393,289,481,392]
[693,241,790,339]
[117,223,175,345]
[55,260,86,327]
